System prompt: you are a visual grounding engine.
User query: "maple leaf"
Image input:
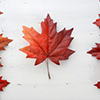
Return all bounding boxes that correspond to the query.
[20,14,75,79]
[94,81,100,89]
[0,34,13,67]
[87,43,100,59]
[0,76,10,91]
[0,11,3,15]
[93,14,100,27]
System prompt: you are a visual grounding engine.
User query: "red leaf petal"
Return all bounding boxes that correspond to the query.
[0,76,10,91]
[20,14,75,65]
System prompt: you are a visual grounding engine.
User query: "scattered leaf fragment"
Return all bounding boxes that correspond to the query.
[20,14,75,79]
[94,81,100,89]
[0,34,13,67]
[87,43,100,59]
[0,76,10,91]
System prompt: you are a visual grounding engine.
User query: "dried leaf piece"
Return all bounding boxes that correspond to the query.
[0,76,10,91]
[20,14,75,79]
[93,14,100,27]
[87,43,100,59]
[0,11,3,15]
[94,82,100,89]
[0,34,13,67]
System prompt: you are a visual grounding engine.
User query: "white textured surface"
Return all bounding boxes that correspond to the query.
[0,0,100,100]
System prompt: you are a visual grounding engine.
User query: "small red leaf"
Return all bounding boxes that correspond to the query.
[94,82,100,89]
[87,43,100,59]
[0,34,13,67]
[0,76,10,91]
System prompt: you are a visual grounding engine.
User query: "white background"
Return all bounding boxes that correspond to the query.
[0,0,100,100]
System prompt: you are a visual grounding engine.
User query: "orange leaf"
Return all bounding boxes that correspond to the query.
[20,14,75,65]
[20,14,75,79]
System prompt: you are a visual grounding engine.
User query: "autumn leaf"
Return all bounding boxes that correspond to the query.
[0,34,13,67]
[87,43,100,59]
[94,82,100,89]
[0,11,3,15]
[0,76,10,91]
[20,14,75,79]
[93,14,100,27]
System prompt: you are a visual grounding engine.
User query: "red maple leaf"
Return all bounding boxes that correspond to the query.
[94,81,100,89]
[0,76,10,91]
[93,14,100,27]
[20,14,75,79]
[87,43,100,59]
[0,11,3,15]
[0,34,13,67]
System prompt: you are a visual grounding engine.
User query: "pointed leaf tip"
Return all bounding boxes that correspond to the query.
[94,82,100,89]
[0,76,10,91]
[71,28,74,31]
[93,17,100,27]
[93,22,96,24]
[47,13,50,18]
[0,62,3,67]
[0,11,3,15]
[22,26,27,30]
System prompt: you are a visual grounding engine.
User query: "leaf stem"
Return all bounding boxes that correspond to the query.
[47,58,51,79]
